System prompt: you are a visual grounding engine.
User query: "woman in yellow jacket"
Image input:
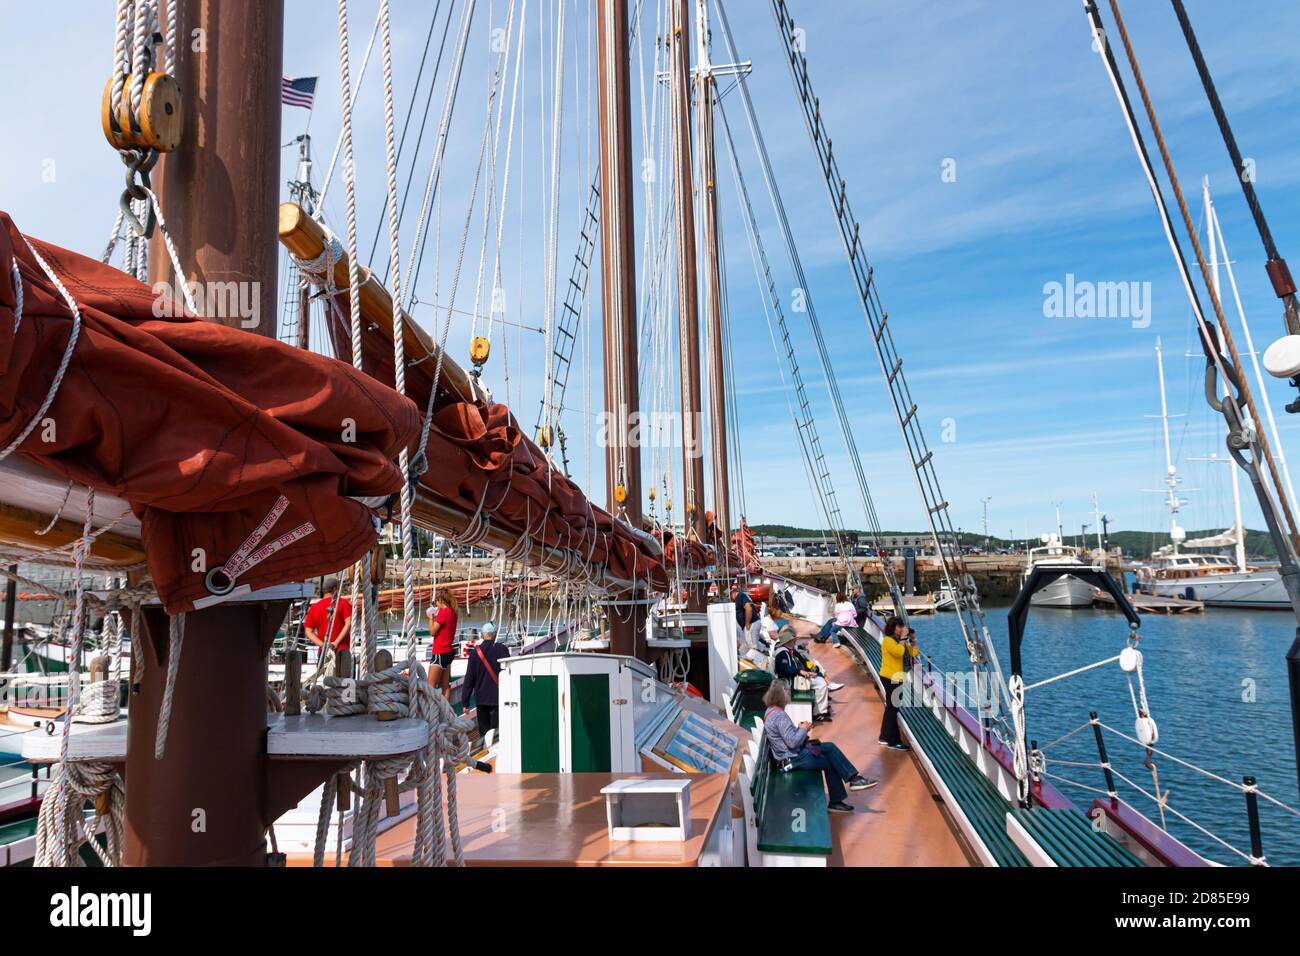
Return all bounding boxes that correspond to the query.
[878,617,918,751]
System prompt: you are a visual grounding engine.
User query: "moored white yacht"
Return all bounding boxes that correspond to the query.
[1136,547,1288,609]
[1024,534,1100,608]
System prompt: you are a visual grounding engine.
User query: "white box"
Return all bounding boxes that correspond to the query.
[601,779,692,843]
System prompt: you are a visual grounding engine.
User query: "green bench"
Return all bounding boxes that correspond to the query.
[750,733,832,864]
[1007,806,1144,867]
[841,624,1146,867]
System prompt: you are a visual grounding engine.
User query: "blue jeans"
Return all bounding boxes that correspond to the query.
[817,619,842,647]
[790,741,858,803]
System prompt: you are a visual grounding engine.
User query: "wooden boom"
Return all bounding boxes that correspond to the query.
[278,202,655,594]
[277,202,477,404]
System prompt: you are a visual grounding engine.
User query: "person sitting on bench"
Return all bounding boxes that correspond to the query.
[763,679,876,813]
[773,631,834,722]
[815,591,859,648]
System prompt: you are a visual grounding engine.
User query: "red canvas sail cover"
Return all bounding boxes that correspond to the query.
[0,213,420,613]
[325,306,670,590]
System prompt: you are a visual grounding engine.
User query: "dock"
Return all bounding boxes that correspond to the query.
[873,594,936,615]
[1092,589,1204,614]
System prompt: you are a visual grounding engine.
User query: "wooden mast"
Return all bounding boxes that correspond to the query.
[597,0,646,659]
[695,0,730,558]
[126,0,289,866]
[669,0,708,608]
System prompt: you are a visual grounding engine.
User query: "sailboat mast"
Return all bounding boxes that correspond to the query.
[597,0,646,657]
[128,0,287,866]
[696,0,730,554]
[1205,180,1248,573]
[668,0,708,566]
[1092,493,1104,553]
[150,0,283,337]
[1154,337,1182,554]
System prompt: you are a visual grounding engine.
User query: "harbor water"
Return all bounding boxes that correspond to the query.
[914,603,1300,866]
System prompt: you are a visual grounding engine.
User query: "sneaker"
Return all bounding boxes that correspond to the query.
[848,775,878,791]
[813,713,833,723]
[827,800,854,813]
[887,742,912,752]
[828,682,845,691]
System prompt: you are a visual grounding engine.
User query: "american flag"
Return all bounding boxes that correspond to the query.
[281,76,318,110]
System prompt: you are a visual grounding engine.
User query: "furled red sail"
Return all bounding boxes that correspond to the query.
[323,304,670,591]
[0,213,420,613]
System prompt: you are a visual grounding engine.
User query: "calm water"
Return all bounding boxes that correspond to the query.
[913,603,1300,866]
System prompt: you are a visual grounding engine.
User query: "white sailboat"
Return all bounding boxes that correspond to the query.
[1135,214,1290,609]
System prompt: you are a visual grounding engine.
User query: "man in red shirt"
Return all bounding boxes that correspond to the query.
[303,577,354,652]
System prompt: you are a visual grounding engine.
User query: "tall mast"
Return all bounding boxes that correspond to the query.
[695,0,730,554]
[1205,179,1248,572]
[668,0,708,569]
[150,1,283,337]
[597,0,646,657]
[1153,337,1184,554]
[129,0,287,866]
[1091,493,1104,553]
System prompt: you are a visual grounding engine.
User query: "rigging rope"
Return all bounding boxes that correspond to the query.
[1102,0,1300,560]
[1169,0,1300,341]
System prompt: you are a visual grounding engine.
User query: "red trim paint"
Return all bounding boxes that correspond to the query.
[904,644,1207,862]
[0,795,40,827]
[1089,798,1211,867]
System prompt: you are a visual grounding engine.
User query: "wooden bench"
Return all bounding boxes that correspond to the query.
[750,731,832,866]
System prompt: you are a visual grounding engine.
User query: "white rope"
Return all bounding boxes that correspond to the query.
[319,8,382,210]
[9,257,22,333]
[1096,720,1300,820]
[1107,763,1257,865]
[70,679,119,724]
[0,238,84,465]
[153,611,185,759]
[38,488,99,867]
[1022,654,1122,692]
[400,0,478,316]
[144,188,200,315]
[377,0,423,705]
[35,760,124,868]
[1008,672,1029,801]
[335,0,365,376]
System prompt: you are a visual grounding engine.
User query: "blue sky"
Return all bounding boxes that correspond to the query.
[5,1,1300,542]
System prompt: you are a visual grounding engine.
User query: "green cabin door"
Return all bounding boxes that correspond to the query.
[519,675,560,773]
[568,673,612,772]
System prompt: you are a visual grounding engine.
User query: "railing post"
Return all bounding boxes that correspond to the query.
[1243,775,1266,866]
[1090,711,1118,799]
[1028,738,1040,808]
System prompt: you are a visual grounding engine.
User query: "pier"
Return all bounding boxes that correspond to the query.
[1093,590,1204,614]
[761,553,1127,602]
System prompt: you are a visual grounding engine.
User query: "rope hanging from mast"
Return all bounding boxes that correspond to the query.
[1168,0,1300,355]
[1087,0,1300,562]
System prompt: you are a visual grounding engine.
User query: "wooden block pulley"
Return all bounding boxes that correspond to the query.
[102,72,183,153]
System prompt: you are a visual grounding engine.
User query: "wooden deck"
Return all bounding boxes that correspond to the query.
[796,634,974,866]
[292,771,732,867]
[1093,590,1203,614]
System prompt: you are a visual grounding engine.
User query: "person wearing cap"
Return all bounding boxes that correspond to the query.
[772,630,833,722]
[461,622,510,739]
